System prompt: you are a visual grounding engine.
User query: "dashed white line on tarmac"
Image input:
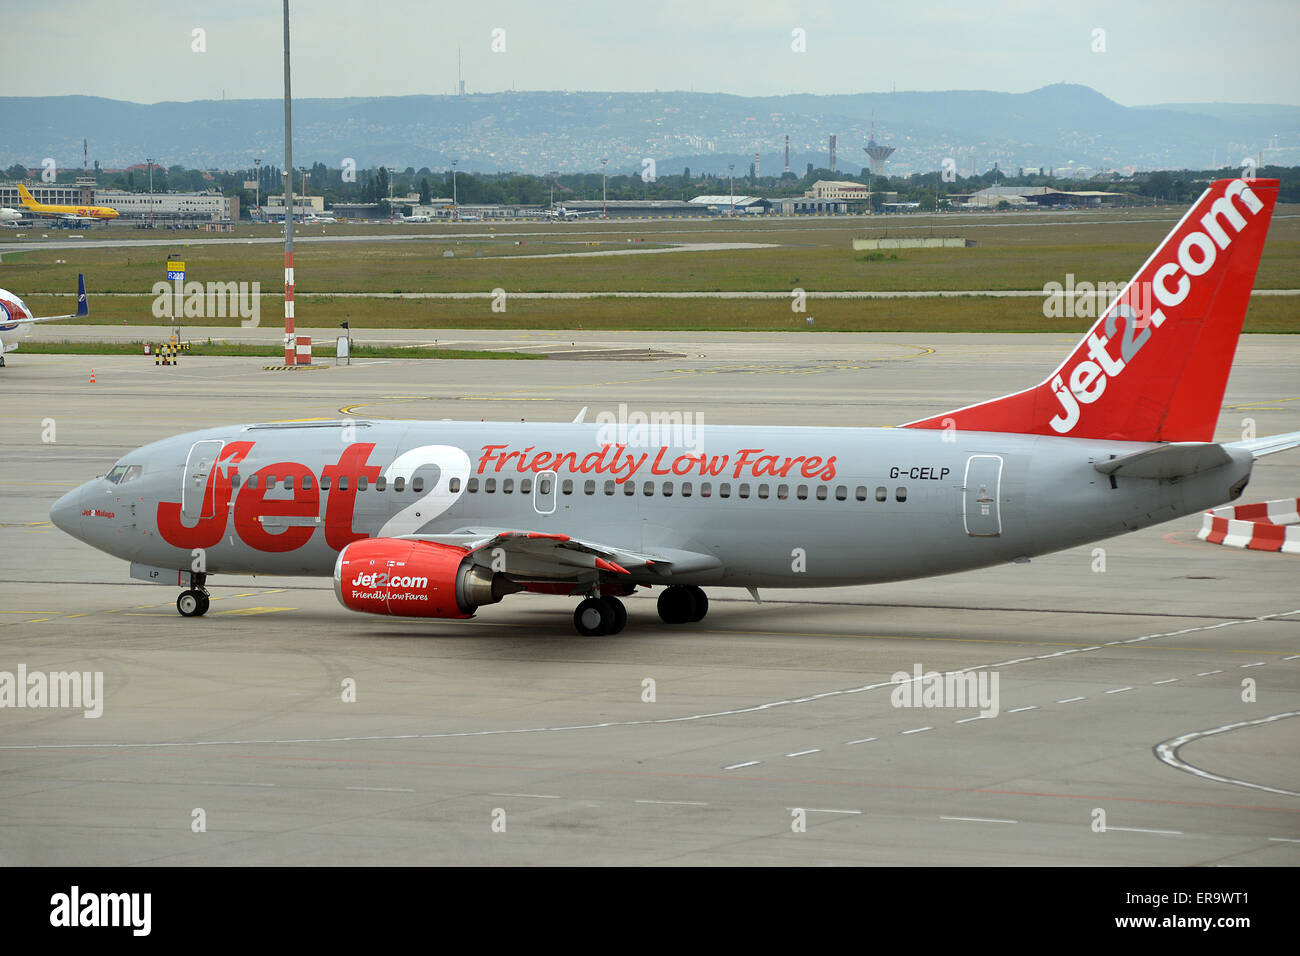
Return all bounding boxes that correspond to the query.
[1269,837,1300,843]
[786,749,821,757]
[940,815,1017,825]
[1105,687,1133,694]
[346,786,415,793]
[844,737,877,745]
[1196,670,1223,677]
[901,726,933,734]
[793,807,862,815]
[1241,662,1266,668]
[1106,826,1183,836]
[1155,712,1300,798]
[1284,655,1300,661]
[1007,706,1037,713]
[724,761,760,770]
[489,792,561,800]
[1057,696,1087,703]
[1152,679,1178,685]
[635,799,709,806]
[954,716,989,724]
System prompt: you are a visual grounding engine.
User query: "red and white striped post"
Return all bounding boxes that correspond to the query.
[284,250,295,364]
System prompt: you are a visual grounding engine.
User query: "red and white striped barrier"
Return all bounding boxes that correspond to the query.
[1198,498,1300,554]
[295,335,312,365]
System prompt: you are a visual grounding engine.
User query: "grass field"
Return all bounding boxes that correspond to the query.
[5,207,1298,333]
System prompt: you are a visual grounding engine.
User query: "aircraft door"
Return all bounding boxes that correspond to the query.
[963,455,1003,537]
[182,440,225,520]
[533,470,557,515]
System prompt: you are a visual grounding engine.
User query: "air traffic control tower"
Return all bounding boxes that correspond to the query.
[864,133,895,177]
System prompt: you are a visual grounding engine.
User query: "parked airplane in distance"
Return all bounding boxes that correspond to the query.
[546,204,600,220]
[0,274,89,367]
[51,180,1299,634]
[17,184,119,222]
[0,207,23,224]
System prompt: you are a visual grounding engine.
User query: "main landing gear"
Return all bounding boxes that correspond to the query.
[573,595,627,637]
[657,585,708,625]
[176,573,210,618]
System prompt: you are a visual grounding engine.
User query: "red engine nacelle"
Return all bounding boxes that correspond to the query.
[333,538,518,618]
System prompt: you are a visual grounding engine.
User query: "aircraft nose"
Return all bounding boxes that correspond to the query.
[49,485,86,538]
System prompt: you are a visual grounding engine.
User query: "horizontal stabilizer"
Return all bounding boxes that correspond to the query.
[1226,429,1300,459]
[1095,442,1232,479]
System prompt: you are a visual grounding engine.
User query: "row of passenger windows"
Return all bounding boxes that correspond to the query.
[451,476,909,503]
[230,473,424,493]
[226,471,909,503]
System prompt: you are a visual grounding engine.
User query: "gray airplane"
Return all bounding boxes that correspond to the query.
[50,178,1299,635]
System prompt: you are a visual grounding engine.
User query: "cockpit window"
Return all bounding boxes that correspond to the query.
[105,464,142,484]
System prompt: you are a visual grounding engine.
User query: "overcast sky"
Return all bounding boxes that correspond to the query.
[3,0,1296,106]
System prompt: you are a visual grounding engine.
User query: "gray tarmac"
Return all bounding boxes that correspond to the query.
[1,332,1297,865]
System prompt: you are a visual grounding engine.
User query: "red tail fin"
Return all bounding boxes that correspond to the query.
[903,178,1279,442]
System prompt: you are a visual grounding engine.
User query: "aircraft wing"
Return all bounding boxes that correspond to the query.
[403,528,721,581]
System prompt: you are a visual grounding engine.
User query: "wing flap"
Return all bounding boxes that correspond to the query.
[1094,442,1232,479]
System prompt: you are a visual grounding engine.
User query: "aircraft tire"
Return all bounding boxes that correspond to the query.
[177,590,203,617]
[195,592,211,616]
[603,596,627,634]
[686,587,708,622]
[574,597,613,636]
[657,586,696,625]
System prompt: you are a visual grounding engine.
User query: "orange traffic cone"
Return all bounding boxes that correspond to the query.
[89,369,96,384]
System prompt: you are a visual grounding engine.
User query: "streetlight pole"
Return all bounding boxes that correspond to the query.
[146,157,154,228]
[728,163,735,217]
[601,157,608,219]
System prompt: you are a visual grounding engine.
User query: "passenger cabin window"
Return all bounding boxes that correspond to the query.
[337,476,348,491]
[283,477,294,490]
[604,481,616,496]
[485,478,496,493]
[681,482,692,497]
[643,481,654,496]
[777,484,788,500]
[303,475,314,490]
[816,485,827,500]
[561,479,574,496]
[358,476,369,491]
[539,478,552,495]
[797,485,808,500]
[738,483,750,499]
[503,478,514,494]
[412,477,424,493]
[719,483,731,499]
[855,486,867,501]
[663,482,673,497]
[896,486,907,502]
[584,480,596,495]
[623,482,635,496]
[320,475,330,490]
[835,485,847,501]
[520,478,532,494]
[247,475,259,490]
[230,474,241,489]
[376,476,387,491]
[395,476,407,492]
[875,486,887,502]
[448,477,460,493]
[756,484,769,500]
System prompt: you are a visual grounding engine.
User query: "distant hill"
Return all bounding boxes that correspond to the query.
[2,85,1295,177]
